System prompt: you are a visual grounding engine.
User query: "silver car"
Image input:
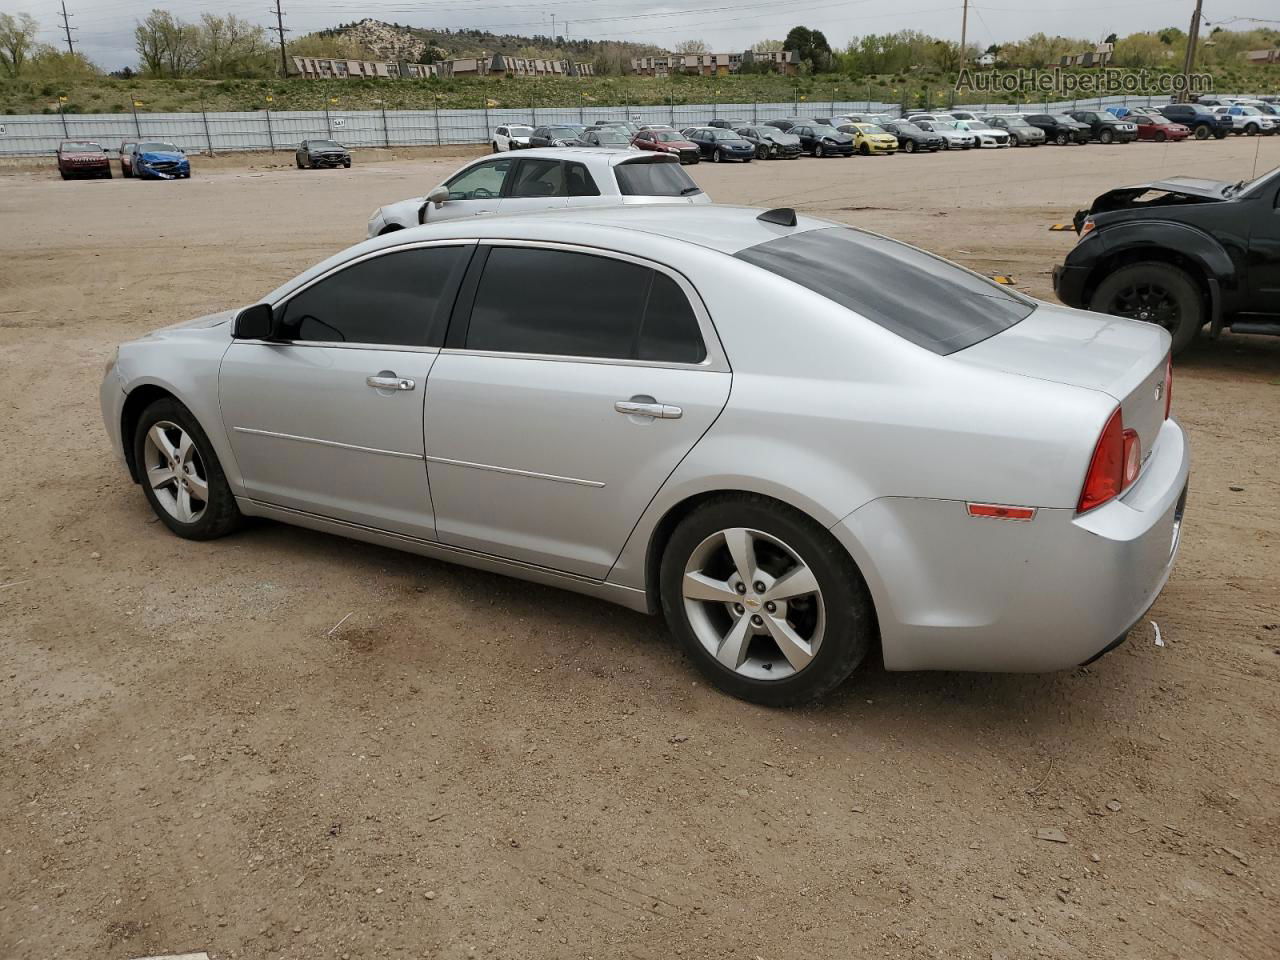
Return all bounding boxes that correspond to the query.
[101,206,1188,706]
[367,148,709,237]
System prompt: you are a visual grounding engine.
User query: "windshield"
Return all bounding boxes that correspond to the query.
[964,122,993,131]
[811,125,840,136]
[710,130,743,141]
[736,227,1034,356]
[309,140,342,150]
[61,141,102,152]
[138,142,180,153]
[893,122,923,133]
[1051,115,1078,124]
[932,120,959,130]
[508,126,533,136]
[652,130,686,142]
[858,124,888,135]
[548,126,583,136]
[1230,165,1280,198]
[593,131,630,144]
[1002,117,1030,127]
[1237,107,1262,116]
[614,160,702,198]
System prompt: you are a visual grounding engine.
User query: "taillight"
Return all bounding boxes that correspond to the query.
[1163,353,1173,420]
[1079,407,1139,513]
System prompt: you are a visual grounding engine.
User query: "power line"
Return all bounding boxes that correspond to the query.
[58,0,76,55]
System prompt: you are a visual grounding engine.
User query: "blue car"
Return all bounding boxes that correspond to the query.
[133,141,191,180]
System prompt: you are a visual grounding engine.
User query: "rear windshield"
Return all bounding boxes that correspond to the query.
[735,227,1034,355]
[615,160,702,197]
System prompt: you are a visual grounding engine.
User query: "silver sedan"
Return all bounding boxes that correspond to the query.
[100,206,1188,705]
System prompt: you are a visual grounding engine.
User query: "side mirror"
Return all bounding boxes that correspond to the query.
[427,185,449,208]
[232,303,274,340]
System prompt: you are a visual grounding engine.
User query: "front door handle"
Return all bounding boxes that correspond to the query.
[615,398,682,419]
[367,374,415,391]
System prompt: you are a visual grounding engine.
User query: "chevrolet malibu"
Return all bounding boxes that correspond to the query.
[101,206,1188,706]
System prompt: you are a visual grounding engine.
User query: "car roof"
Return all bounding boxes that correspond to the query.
[385,204,833,257]
[456,146,652,168]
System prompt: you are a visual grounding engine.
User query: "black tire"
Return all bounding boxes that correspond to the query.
[491,142,499,153]
[1214,129,1227,140]
[133,397,242,541]
[1055,131,1069,145]
[296,156,304,168]
[814,143,824,158]
[1192,124,1209,140]
[903,139,916,154]
[1245,123,1259,136]
[859,142,871,156]
[755,143,768,160]
[659,494,875,707]
[59,169,68,180]
[1099,129,1114,144]
[713,148,723,163]
[1088,261,1204,355]
[1154,131,1167,142]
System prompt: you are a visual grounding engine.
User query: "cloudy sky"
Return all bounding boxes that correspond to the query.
[19,0,1280,71]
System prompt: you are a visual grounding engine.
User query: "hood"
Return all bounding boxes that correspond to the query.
[143,309,235,339]
[139,150,185,162]
[1077,176,1232,227]
[764,131,800,144]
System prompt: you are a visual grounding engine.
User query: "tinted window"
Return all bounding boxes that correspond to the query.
[615,160,701,197]
[566,162,600,197]
[446,159,511,200]
[278,246,467,347]
[466,247,703,363]
[735,227,1034,355]
[509,158,564,198]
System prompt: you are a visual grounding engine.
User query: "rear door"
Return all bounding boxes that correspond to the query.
[498,157,569,216]
[423,243,731,579]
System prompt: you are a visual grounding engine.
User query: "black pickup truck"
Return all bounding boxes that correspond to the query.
[1053,166,1280,353]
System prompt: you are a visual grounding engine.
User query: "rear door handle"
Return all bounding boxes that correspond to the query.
[615,399,682,419]
[367,375,415,391]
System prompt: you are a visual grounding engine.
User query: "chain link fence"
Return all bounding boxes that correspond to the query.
[0,94,1214,158]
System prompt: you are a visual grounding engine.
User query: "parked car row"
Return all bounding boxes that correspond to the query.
[56,139,191,180]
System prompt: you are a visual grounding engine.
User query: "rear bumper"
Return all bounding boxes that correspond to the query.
[830,418,1190,672]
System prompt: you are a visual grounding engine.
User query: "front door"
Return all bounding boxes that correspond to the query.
[424,243,731,579]
[219,243,472,539]
[426,157,514,223]
[1247,182,1280,315]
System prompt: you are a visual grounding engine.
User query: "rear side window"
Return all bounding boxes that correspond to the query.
[615,160,701,198]
[735,227,1034,355]
[465,247,705,363]
[278,246,468,346]
[566,162,600,197]
[509,158,564,198]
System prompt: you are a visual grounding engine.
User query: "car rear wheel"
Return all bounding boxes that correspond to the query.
[660,495,874,706]
[1089,261,1203,355]
[133,398,242,540]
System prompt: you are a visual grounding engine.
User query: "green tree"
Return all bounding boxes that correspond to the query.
[0,12,38,77]
[784,25,832,72]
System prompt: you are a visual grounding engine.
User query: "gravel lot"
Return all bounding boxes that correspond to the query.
[2,138,1278,960]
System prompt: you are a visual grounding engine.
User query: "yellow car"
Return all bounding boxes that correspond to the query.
[844,123,899,156]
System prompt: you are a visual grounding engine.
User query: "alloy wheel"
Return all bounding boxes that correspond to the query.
[1108,281,1181,333]
[143,421,209,523]
[681,527,825,681]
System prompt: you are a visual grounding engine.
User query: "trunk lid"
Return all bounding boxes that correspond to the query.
[956,303,1170,463]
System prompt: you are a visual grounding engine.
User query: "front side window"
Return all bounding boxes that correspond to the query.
[736,227,1034,356]
[277,246,469,347]
[465,247,704,363]
[446,159,511,200]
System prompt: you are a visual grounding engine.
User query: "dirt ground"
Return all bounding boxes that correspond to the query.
[1,138,1278,960]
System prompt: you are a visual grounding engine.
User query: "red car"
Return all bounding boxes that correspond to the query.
[57,140,112,179]
[631,127,701,165]
[1129,113,1192,142]
[119,140,139,177]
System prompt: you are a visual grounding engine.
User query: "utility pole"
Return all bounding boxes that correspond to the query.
[959,0,968,59]
[551,14,556,41]
[1180,0,1204,101]
[58,1,75,56]
[271,0,289,79]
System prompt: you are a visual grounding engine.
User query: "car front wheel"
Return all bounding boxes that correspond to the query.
[660,495,875,706]
[1088,261,1204,355]
[902,139,915,153]
[133,398,242,540]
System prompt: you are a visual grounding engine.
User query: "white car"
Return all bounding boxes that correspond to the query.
[911,119,976,150]
[956,120,1011,148]
[1211,106,1276,136]
[491,124,534,152]
[366,148,711,237]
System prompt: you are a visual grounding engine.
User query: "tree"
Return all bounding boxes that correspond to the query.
[197,14,270,77]
[0,12,38,78]
[752,38,784,53]
[135,10,199,77]
[674,39,708,54]
[784,25,832,72]
[1104,32,1118,44]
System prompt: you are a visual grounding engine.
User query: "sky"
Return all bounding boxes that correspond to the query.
[18,0,1280,72]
